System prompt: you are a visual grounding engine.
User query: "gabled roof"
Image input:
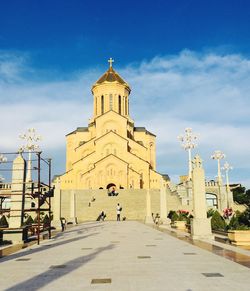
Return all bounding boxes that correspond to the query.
[94,129,128,145]
[94,153,129,167]
[95,109,128,122]
[134,127,156,137]
[66,127,88,137]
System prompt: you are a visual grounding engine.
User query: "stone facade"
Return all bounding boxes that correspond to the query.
[60,63,163,191]
[52,60,240,223]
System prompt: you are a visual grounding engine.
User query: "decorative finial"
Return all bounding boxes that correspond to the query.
[108,57,114,68]
[192,155,203,169]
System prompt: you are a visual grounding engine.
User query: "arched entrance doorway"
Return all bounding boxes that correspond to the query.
[106,183,116,190]
[107,183,118,196]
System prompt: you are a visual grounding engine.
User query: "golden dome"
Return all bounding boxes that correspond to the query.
[92,59,130,92]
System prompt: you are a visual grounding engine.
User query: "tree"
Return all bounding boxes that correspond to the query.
[238,208,250,227]
[232,186,250,204]
[211,211,226,231]
[245,189,250,206]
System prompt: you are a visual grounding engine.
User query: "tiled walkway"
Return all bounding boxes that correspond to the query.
[1,221,250,291]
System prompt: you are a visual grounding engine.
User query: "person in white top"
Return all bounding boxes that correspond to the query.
[116,203,122,221]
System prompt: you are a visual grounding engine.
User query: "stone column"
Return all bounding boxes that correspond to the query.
[191,155,213,240]
[160,178,170,224]
[9,154,26,228]
[219,186,228,211]
[186,180,193,205]
[4,154,27,243]
[145,189,153,224]
[227,189,234,208]
[51,177,62,228]
[69,190,77,224]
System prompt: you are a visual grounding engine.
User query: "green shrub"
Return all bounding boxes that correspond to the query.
[167,210,177,220]
[171,212,179,222]
[167,210,190,222]
[186,214,193,225]
[207,208,215,218]
[238,208,250,227]
[43,214,50,227]
[23,215,34,226]
[234,224,250,230]
[227,208,250,230]
[0,215,9,227]
[211,211,226,231]
[227,214,240,230]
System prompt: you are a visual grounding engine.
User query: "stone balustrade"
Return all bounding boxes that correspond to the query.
[205,181,218,187]
[0,183,12,190]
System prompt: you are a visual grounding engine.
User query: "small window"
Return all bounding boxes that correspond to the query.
[101,95,104,114]
[125,97,127,115]
[109,94,113,110]
[118,95,121,114]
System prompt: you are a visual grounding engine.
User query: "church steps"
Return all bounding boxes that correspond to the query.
[60,189,162,222]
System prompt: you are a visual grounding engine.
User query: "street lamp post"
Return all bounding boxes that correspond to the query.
[19,128,42,182]
[222,161,233,207]
[211,150,225,186]
[178,128,198,180]
[0,154,7,163]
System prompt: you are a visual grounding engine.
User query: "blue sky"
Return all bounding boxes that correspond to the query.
[0,0,250,187]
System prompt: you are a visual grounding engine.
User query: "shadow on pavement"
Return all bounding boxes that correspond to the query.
[0,222,103,260]
[0,232,99,263]
[5,244,114,291]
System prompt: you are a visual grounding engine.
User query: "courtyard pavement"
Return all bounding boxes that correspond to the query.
[1,221,250,291]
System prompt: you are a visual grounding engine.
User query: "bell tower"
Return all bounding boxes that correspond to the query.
[91,58,131,119]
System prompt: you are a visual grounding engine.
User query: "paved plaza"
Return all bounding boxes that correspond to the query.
[1,221,250,291]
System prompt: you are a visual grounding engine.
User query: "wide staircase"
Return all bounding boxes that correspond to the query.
[61,189,166,222]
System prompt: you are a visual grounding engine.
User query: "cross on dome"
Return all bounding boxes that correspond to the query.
[108,58,114,68]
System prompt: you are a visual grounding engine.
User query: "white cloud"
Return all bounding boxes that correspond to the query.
[0,50,250,188]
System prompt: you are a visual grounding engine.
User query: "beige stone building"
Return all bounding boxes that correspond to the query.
[60,60,163,191]
[52,60,238,223]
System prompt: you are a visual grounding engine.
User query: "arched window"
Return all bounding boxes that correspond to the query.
[118,95,121,114]
[206,193,218,208]
[109,94,113,110]
[125,97,128,115]
[101,95,104,114]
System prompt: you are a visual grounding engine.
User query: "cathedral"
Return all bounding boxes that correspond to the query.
[60,59,164,191]
[52,59,236,223]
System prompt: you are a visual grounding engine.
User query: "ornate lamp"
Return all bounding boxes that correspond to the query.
[19,128,42,182]
[211,150,225,186]
[222,161,233,207]
[0,154,7,163]
[178,127,198,180]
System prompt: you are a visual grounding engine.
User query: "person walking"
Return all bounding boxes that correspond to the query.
[116,203,122,221]
[100,211,106,221]
[60,217,66,231]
